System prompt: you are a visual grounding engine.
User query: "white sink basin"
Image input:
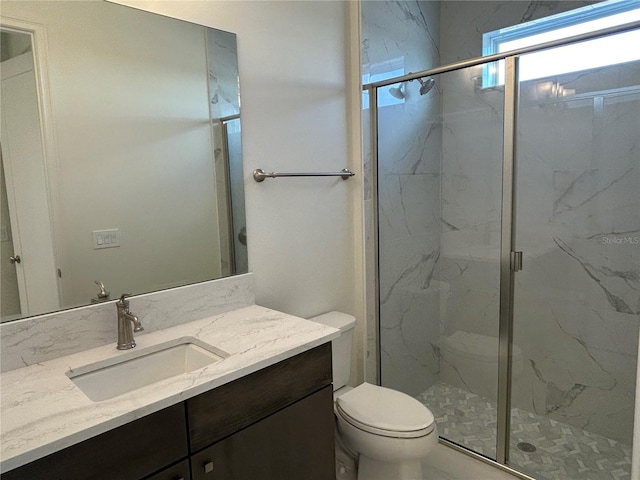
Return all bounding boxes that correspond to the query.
[67,338,228,402]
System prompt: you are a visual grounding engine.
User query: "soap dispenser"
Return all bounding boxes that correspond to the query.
[91,280,111,303]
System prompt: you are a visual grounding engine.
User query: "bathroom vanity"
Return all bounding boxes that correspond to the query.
[0,306,339,480]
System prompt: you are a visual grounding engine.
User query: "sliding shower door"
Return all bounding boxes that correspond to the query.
[509,51,640,478]
[377,64,506,460]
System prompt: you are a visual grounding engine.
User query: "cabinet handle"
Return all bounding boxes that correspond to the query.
[204,461,214,473]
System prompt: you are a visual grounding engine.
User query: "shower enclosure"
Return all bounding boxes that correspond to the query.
[368,22,640,480]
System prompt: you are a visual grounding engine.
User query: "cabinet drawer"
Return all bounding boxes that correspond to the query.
[191,386,335,480]
[1,403,188,480]
[187,343,332,452]
[145,459,190,480]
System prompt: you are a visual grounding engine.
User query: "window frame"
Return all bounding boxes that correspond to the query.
[482,0,640,87]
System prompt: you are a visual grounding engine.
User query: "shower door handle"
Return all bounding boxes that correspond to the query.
[511,251,523,272]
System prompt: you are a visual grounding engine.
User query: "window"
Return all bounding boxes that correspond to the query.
[482,0,640,87]
[362,58,405,108]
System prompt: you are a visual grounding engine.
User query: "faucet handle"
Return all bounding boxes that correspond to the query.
[118,293,132,306]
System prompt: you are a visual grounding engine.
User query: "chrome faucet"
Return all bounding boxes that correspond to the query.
[116,294,143,350]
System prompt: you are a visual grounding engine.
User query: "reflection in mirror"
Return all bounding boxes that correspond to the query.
[0,2,246,323]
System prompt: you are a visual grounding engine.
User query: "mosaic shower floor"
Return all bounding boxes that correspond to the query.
[418,383,632,480]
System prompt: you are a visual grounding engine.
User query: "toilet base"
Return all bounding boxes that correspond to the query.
[357,456,423,480]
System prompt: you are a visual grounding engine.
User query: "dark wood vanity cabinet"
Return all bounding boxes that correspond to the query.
[1,403,188,480]
[190,386,334,480]
[1,343,335,480]
[188,343,335,480]
[144,460,191,480]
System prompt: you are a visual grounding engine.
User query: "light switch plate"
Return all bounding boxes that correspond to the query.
[92,229,120,249]
[0,225,8,242]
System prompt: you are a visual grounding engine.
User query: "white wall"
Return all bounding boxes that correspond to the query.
[113,1,365,382]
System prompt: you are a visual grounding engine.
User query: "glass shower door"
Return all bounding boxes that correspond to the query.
[510,53,640,478]
[377,63,506,460]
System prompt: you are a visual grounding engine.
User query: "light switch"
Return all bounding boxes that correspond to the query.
[93,229,120,249]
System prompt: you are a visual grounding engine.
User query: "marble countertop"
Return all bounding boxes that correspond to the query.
[0,305,339,472]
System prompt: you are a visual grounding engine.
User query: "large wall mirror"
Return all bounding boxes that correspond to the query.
[0,1,247,323]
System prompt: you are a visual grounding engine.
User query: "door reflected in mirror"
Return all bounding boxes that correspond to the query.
[0,1,246,323]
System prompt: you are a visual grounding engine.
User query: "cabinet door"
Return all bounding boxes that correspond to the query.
[191,386,335,480]
[144,459,190,480]
[1,403,188,480]
[188,343,332,452]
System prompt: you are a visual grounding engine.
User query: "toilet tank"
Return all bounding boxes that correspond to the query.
[309,312,355,390]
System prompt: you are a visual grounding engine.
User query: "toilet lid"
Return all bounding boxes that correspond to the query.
[336,383,435,437]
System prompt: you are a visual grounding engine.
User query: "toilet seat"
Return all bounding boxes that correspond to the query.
[335,383,435,439]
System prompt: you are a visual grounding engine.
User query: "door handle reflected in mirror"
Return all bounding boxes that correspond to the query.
[238,226,247,246]
[9,255,21,264]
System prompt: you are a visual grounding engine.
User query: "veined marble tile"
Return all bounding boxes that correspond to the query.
[378,173,441,238]
[381,321,440,397]
[379,242,444,396]
[207,28,239,119]
[420,382,632,480]
[365,0,639,454]
[377,101,442,175]
[0,305,336,472]
[511,254,637,443]
[362,0,440,77]
[439,1,597,64]
[362,0,442,391]
[0,274,255,372]
[550,167,639,229]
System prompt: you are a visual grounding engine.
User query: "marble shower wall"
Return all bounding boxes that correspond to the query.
[439,1,597,64]
[361,0,442,394]
[507,64,640,444]
[437,63,639,446]
[367,0,639,445]
[435,0,604,321]
[371,0,574,395]
[433,61,506,419]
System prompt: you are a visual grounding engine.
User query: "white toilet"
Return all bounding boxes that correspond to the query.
[310,312,438,480]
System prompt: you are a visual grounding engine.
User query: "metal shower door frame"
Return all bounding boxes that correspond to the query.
[497,55,518,466]
[366,19,640,476]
